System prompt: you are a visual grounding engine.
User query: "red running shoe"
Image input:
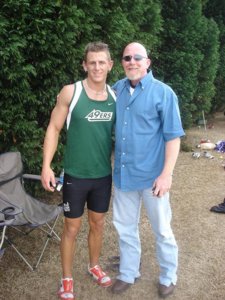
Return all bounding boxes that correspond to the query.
[88,264,112,287]
[58,278,75,299]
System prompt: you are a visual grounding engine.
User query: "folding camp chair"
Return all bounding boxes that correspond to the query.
[0,152,63,271]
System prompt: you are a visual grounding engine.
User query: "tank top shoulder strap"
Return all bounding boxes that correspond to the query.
[66,81,83,129]
[107,84,116,101]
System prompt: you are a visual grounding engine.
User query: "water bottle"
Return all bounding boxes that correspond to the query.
[56,169,64,191]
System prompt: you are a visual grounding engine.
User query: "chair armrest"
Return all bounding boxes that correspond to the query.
[23,174,59,181]
[22,174,41,180]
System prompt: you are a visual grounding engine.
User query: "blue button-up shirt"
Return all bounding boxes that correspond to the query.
[113,71,185,191]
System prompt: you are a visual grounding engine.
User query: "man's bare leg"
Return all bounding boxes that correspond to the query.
[88,210,105,267]
[87,210,111,287]
[60,216,82,277]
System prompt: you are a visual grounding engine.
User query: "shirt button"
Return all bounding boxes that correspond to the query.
[122,152,126,155]
[126,107,129,110]
[124,122,127,125]
[122,164,125,167]
[122,137,125,140]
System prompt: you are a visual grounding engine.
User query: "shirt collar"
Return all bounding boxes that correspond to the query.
[125,71,153,90]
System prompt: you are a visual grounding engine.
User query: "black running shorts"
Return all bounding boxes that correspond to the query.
[62,173,112,218]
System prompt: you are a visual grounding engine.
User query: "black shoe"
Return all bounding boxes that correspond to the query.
[158,283,175,298]
[210,198,225,213]
[111,279,132,294]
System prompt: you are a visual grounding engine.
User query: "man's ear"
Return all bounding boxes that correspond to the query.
[82,61,87,72]
[108,60,114,72]
[147,58,151,69]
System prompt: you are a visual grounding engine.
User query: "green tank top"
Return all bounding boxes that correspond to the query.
[64,81,116,179]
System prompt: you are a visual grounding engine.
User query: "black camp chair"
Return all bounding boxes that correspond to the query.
[0,152,62,271]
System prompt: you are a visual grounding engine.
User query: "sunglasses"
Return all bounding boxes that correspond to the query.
[122,54,148,62]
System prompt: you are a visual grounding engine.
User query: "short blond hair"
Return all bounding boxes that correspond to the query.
[84,42,111,61]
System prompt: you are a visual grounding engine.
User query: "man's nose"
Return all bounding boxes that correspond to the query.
[129,57,136,63]
[95,62,101,69]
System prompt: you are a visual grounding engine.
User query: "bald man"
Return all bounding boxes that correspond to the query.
[111,42,185,298]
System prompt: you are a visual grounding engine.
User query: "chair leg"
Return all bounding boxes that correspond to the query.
[34,214,61,269]
[0,225,7,249]
[1,215,61,271]
[5,236,34,271]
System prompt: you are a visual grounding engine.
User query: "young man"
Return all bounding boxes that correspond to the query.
[111,42,185,298]
[41,42,116,300]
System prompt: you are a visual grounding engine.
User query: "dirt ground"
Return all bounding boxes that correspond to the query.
[1,112,225,300]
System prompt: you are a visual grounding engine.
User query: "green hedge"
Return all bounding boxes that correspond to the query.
[0,0,224,174]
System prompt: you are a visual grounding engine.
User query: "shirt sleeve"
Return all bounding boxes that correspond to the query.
[160,88,185,141]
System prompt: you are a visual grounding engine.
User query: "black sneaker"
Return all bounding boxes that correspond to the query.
[210,198,225,213]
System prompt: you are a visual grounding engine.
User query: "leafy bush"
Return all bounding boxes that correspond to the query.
[0,0,224,175]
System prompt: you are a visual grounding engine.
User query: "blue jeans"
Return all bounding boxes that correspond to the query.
[113,186,178,286]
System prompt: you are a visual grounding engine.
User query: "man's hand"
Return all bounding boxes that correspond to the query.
[152,173,172,197]
[41,167,56,192]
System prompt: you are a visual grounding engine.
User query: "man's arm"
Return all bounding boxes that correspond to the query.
[41,85,74,192]
[152,137,180,197]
